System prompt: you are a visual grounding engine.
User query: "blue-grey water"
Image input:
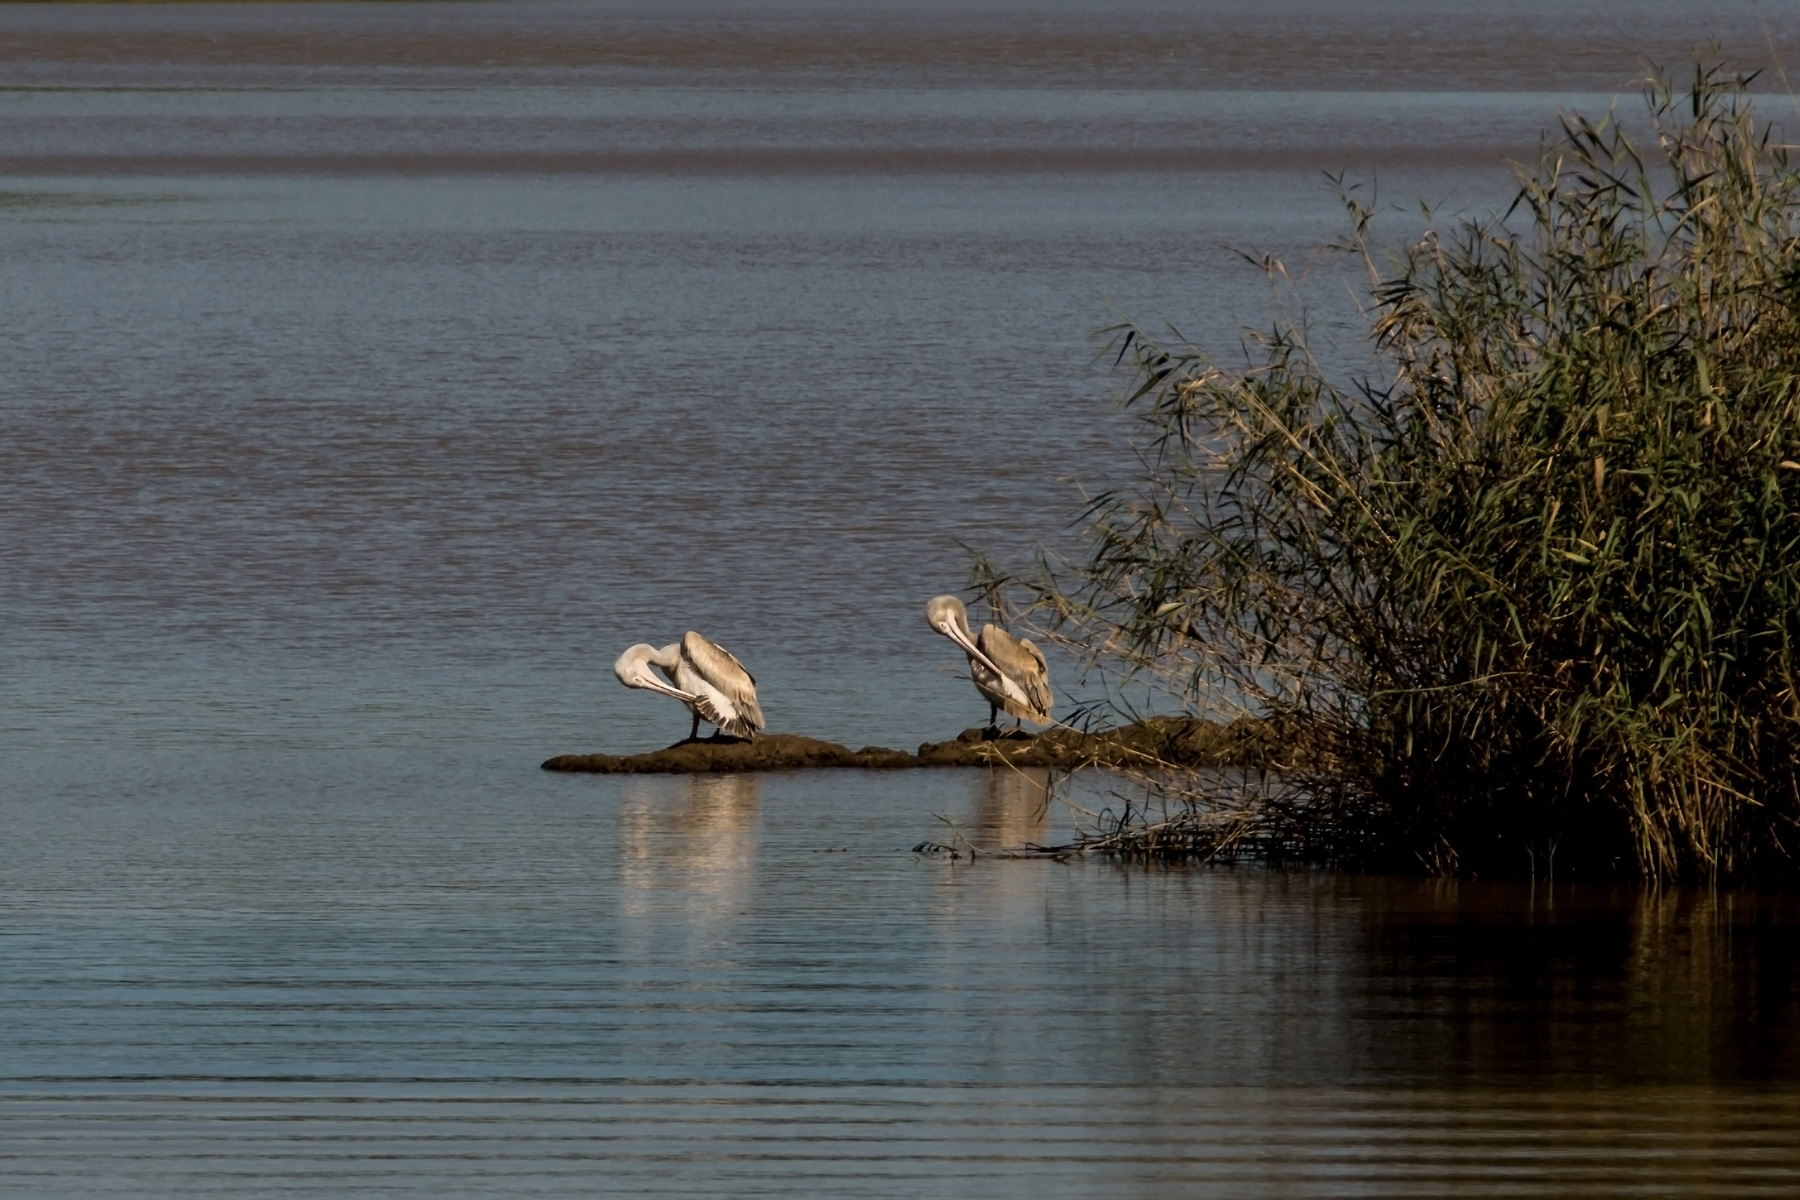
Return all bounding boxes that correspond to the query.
[4,1,1800,1194]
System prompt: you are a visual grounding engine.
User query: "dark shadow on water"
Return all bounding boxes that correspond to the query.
[1348,878,1800,1086]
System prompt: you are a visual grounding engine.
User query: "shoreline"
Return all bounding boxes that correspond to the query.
[542,717,1283,775]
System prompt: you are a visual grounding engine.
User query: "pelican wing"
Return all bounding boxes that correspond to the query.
[681,632,765,735]
[977,625,1053,723]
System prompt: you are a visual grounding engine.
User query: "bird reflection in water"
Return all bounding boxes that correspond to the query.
[966,767,1053,850]
[618,774,762,923]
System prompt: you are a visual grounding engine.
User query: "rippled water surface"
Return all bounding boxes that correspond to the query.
[8,755,1800,1196]
[5,0,1800,1193]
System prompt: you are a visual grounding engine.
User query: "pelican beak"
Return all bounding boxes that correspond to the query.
[941,621,1005,677]
[636,673,696,703]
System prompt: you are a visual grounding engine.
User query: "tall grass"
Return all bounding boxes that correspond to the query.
[989,66,1800,881]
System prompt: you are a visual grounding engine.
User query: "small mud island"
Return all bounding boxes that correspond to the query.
[542,717,1284,774]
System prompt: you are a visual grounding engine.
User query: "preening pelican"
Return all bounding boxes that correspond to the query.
[613,631,764,741]
[925,595,1052,733]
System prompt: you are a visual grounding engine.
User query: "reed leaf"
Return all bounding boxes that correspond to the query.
[986,65,1800,881]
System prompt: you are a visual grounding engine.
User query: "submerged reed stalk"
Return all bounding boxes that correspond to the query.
[986,66,1800,881]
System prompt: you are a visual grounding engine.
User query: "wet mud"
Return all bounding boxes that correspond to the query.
[542,717,1283,774]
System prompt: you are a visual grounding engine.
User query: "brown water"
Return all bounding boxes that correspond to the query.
[4,1,1800,1194]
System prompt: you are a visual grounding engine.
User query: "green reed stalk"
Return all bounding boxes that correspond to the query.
[985,65,1800,880]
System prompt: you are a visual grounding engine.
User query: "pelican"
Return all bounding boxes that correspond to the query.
[925,594,1052,735]
[613,631,764,741]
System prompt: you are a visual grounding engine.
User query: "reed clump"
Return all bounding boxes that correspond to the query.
[992,66,1800,881]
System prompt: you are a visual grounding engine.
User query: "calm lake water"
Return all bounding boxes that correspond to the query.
[4,1,1800,1194]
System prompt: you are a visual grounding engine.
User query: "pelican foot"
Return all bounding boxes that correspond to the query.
[669,732,753,748]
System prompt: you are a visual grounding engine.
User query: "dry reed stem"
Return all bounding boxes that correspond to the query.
[976,64,1800,882]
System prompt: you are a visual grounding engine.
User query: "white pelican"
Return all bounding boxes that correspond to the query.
[613,631,765,741]
[925,594,1052,734]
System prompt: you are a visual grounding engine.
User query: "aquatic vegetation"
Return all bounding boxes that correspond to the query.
[985,66,1800,881]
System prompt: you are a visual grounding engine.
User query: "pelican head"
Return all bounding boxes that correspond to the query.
[925,594,1004,675]
[613,643,692,701]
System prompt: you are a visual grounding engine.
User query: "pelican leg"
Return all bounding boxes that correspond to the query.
[984,703,1000,740]
[689,711,701,743]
